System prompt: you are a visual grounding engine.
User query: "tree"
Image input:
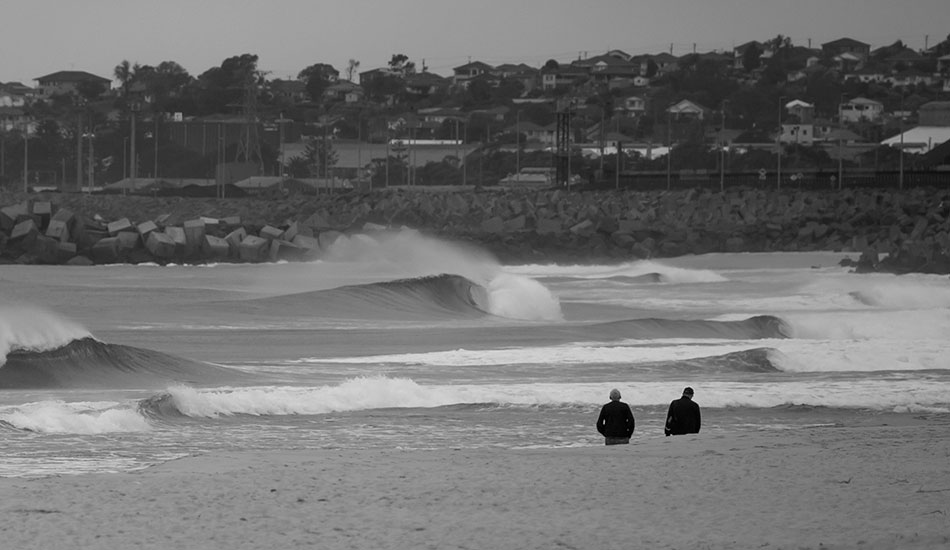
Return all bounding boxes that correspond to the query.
[299,135,338,178]
[114,60,137,97]
[298,63,339,103]
[196,53,260,114]
[742,44,763,72]
[345,59,361,81]
[543,59,559,71]
[388,54,416,76]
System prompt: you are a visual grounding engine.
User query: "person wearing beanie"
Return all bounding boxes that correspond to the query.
[596,388,635,445]
[665,387,701,436]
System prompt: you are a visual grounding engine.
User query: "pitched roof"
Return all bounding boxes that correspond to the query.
[453,61,494,72]
[822,37,870,49]
[34,70,111,83]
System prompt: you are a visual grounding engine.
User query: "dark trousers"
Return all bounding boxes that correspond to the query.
[604,437,630,445]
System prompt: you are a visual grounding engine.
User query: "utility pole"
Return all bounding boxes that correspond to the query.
[777,96,785,190]
[87,130,94,190]
[130,103,139,191]
[154,117,159,180]
[22,126,28,193]
[76,115,82,192]
[666,110,672,191]
[720,100,727,192]
[515,111,520,183]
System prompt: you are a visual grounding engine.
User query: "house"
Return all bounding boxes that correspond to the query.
[358,67,399,87]
[34,70,111,98]
[270,79,308,103]
[404,72,449,96]
[888,71,936,88]
[452,61,494,87]
[885,49,926,70]
[846,66,888,84]
[605,49,632,62]
[938,54,950,74]
[574,54,640,83]
[0,82,34,105]
[649,53,679,74]
[418,107,465,125]
[822,38,871,61]
[506,121,556,144]
[621,96,646,116]
[840,97,883,123]
[0,106,30,132]
[667,99,711,121]
[540,64,589,90]
[779,124,816,145]
[785,99,815,123]
[919,102,950,126]
[323,80,364,103]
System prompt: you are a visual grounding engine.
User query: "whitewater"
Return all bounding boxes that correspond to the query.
[1,229,949,477]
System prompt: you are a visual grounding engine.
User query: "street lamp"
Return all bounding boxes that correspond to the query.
[515,110,521,183]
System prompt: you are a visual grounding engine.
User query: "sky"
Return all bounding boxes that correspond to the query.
[2,0,949,85]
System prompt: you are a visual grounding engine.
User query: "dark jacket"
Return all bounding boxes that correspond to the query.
[597,400,635,438]
[665,396,701,435]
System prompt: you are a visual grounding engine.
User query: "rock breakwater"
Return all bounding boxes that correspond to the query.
[1,186,949,273]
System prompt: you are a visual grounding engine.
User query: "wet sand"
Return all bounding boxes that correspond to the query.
[1,419,949,550]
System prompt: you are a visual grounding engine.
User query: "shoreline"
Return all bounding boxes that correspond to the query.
[2,419,948,550]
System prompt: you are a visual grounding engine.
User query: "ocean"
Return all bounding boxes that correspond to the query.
[2,229,949,478]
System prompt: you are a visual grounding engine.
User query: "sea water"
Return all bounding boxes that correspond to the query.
[1,230,949,477]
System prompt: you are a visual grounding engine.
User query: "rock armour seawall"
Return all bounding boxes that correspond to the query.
[1,186,949,274]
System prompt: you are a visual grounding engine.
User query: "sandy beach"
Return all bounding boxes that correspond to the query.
[2,416,948,550]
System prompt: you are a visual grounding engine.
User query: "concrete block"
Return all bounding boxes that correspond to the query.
[503,215,526,232]
[225,227,247,254]
[116,231,141,250]
[56,241,78,263]
[45,219,71,242]
[0,203,28,232]
[91,237,121,264]
[183,219,206,255]
[165,226,187,256]
[155,214,172,227]
[31,234,60,264]
[107,218,134,236]
[221,216,242,227]
[536,218,562,235]
[239,235,270,262]
[259,225,283,241]
[137,220,158,237]
[269,239,305,262]
[10,219,39,247]
[51,208,75,224]
[481,216,504,233]
[292,234,320,252]
[202,235,230,259]
[146,232,177,258]
[282,221,298,242]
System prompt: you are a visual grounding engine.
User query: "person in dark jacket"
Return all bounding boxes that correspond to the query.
[596,388,635,445]
[665,386,701,436]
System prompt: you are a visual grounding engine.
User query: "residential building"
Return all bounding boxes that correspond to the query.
[785,99,815,123]
[938,54,950,74]
[840,97,883,123]
[821,38,871,61]
[358,67,398,88]
[733,41,765,70]
[0,106,30,132]
[779,123,816,145]
[667,99,711,121]
[404,72,449,97]
[33,70,111,98]
[506,120,555,144]
[323,80,364,103]
[621,96,646,116]
[540,65,589,90]
[270,79,307,103]
[452,61,494,88]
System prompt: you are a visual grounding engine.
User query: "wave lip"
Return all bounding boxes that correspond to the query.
[593,315,790,340]
[0,337,250,389]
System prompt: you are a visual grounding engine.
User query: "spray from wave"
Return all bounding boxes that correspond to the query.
[318,229,562,321]
[0,305,92,365]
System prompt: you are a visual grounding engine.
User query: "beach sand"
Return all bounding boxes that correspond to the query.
[2,417,949,550]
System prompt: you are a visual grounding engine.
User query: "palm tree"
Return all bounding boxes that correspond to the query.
[114,60,134,97]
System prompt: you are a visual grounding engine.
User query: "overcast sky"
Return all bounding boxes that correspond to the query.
[3,0,949,85]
